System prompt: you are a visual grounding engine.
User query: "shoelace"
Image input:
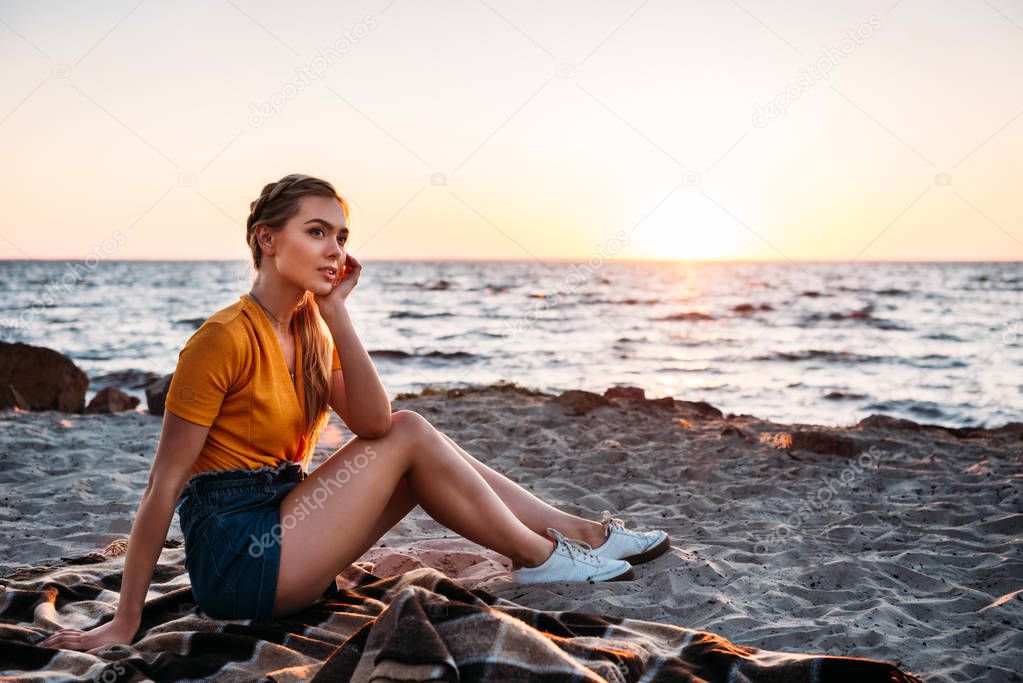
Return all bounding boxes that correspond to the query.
[600,510,643,538]
[545,527,602,564]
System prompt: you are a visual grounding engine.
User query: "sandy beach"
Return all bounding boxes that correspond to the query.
[1,383,1018,681]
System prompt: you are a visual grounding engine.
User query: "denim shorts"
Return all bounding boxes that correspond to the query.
[175,460,342,620]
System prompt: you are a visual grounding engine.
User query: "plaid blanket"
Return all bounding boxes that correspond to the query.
[1,541,922,682]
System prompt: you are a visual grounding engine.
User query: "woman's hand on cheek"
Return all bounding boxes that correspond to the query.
[315,253,361,316]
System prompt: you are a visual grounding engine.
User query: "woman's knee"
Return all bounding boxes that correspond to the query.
[388,409,436,440]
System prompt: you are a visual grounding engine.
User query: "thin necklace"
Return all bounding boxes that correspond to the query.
[247,289,285,325]
[247,290,295,381]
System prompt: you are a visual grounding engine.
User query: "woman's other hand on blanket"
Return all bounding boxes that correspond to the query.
[39,616,138,654]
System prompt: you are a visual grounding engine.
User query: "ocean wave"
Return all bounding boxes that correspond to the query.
[805,308,873,322]
[862,399,952,421]
[370,349,478,362]
[922,332,965,342]
[388,311,455,319]
[755,349,884,363]
[658,311,714,322]
[802,307,910,330]
[586,297,664,306]
[913,355,967,369]
[438,331,503,340]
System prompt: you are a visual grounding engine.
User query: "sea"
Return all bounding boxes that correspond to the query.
[1,259,1019,429]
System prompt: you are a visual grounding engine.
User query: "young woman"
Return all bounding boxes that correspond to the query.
[40,174,670,653]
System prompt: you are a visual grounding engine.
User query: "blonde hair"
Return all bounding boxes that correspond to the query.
[245,173,350,441]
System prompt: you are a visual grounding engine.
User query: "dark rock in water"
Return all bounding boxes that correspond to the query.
[483,284,511,294]
[91,369,163,391]
[175,317,207,329]
[855,413,920,429]
[551,390,611,415]
[371,349,476,361]
[604,386,645,400]
[789,430,862,456]
[425,279,454,290]
[824,307,872,321]
[0,341,88,412]
[676,400,724,420]
[388,311,454,319]
[801,290,824,297]
[731,303,772,314]
[86,387,140,414]
[370,349,413,360]
[144,374,173,416]
[824,391,866,401]
[422,351,475,361]
[660,311,714,322]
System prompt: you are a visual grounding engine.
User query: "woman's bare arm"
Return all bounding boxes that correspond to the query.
[322,303,392,438]
[40,410,209,653]
[315,253,391,438]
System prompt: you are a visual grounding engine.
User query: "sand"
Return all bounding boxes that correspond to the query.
[1,384,1019,682]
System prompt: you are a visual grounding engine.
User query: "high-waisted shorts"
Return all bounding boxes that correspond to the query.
[175,460,341,620]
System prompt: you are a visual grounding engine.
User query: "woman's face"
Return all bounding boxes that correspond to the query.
[271,195,349,294]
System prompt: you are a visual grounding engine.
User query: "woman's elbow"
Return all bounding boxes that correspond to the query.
[355,411,393,439]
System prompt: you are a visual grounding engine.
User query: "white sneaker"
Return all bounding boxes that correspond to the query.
[590,510,671,565]
[511,528,634,584]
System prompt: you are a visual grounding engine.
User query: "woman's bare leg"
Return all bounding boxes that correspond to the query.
[436,431,608,549]
[362,474,417,544]
[272,410,555,617]
[355,432,607,551]
[358,435,607,551]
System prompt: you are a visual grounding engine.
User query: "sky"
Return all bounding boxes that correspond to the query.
[0,0,1021,262]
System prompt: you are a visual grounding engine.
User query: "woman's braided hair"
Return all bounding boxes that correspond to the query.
[245,173,351,465]
[246,174,347,268]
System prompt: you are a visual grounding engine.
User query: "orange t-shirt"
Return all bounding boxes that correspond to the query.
[165,294,341,477]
